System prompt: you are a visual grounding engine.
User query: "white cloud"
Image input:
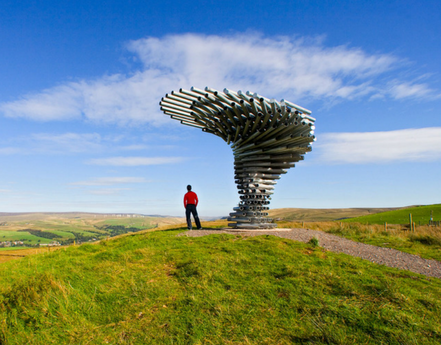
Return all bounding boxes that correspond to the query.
[128,33,398,100]
[72,177,148,186]
[1,33,437,125]
[86,156,184,166]
[315,127,441,164]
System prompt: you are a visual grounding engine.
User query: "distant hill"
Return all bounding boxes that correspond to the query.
[0,212,183,222]
[341,204,441,224]
[268,207,402,222]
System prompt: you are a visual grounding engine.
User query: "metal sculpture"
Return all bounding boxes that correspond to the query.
[160,87,315,229]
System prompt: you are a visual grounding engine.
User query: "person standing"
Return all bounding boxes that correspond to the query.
[183,185,202,230]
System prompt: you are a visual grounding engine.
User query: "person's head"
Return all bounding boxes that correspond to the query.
[187,185,192,191]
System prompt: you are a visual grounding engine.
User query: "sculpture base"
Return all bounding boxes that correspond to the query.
[228,222,277,229]
[209,227,291,232]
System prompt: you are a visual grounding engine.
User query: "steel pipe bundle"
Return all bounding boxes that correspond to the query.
[160,87,315,229]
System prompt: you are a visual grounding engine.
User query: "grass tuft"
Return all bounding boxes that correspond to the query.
[410,235,441,246]
[308,237,319,247]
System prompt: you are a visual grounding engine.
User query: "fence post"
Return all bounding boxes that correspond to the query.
[384,222,387,231]
[409,213,413,232]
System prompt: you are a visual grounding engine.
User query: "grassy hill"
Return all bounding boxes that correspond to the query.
[343,204,441,225]
[0,226,440,344]
[268,207,400,222]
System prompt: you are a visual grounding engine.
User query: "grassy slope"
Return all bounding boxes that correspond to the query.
[1,228,440,344]
[343,204,441,224]
[268,207,400,222]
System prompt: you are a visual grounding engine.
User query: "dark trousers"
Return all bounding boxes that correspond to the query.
[186,204,201,229]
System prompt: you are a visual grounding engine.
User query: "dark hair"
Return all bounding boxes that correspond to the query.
[187,185,192,191]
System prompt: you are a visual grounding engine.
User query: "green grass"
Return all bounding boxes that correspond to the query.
[1,228,440,344]
[325,224,441,261]
[278,220,441,261]
[0,247,27,252]
[0,230,53,244]
[344,204,441,225]
[42,230,76,239]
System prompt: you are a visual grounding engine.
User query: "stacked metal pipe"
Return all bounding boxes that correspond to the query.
[160,87,315,229]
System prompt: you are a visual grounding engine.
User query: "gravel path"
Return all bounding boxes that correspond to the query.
[182,228,441,279]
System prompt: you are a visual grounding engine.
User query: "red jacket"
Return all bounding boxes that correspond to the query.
[184,191,198,207]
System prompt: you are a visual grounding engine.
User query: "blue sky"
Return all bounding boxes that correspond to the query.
[1,0,440,217]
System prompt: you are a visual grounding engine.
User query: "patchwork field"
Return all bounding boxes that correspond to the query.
[0,212,185,250]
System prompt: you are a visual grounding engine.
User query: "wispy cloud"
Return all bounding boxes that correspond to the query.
[86,156,184,166]
[87,188,130,196]
[31,133,103,153]
[0,133,156,155]
[387,81,440,100]
[0,133,103,155]
[315,127,441,164]
[0,84,84,121]
[1,33,438,125]
[71,177,148,186]
[119,144,150,151]
[0,147,21,155]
